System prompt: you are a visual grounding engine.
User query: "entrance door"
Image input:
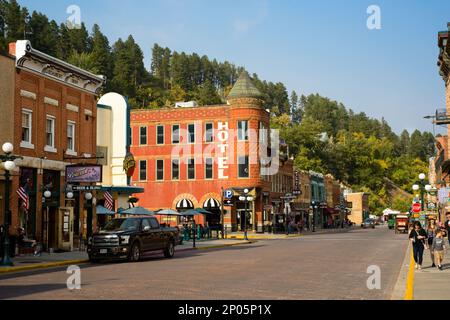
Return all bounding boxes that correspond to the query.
[58,208,74,251]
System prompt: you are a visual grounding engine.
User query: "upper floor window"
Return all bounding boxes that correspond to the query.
[187,158,195,180]
[172,159,180,181]
[21,110,32,144]
[238,155,249,178]
[45,116,55,148]
[188,124,195,144]
[205,123,214,143]
[139,160,147,181]
[140,126,147,145]
[67,122,76,152]
[238,121,249,141]
[156,159,164,181]
[172,125,180,144]
[157,125,164,145]
[205,157,213,179]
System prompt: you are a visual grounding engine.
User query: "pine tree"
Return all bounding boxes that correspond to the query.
[90,24,112,79]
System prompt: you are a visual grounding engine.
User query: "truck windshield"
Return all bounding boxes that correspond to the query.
[103,219,140,232]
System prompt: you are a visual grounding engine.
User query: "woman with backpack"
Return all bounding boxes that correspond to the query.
[409,221,428,270]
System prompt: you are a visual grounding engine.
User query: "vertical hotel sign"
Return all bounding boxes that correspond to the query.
[217,122,229,179]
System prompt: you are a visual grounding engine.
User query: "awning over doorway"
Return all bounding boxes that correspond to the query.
[176,198,195,210]
[203,198,221,210]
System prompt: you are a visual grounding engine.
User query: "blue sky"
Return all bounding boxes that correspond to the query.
[18,0,450,135]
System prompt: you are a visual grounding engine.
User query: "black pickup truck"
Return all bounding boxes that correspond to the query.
[87,217,179,263]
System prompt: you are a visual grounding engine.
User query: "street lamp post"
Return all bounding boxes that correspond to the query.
[239,189,252,241]
[1,143,22,266]
[412,173,431,212]
[85,192,93,242]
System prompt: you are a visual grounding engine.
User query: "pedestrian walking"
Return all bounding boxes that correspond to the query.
[445,213,450,246]
[427,223,437,267]
[432,229,447,271]
[409,221,428,270]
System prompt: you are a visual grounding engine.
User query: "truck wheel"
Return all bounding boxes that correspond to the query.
[89,255,99,264]
[164,241,175,258]
[129,242,141,262]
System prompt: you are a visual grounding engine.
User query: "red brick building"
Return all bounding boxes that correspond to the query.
[0,41,105,251]
[130,72,273,232]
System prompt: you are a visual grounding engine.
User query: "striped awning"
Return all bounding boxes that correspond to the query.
[203,198,221,209]
[176,198,194,210]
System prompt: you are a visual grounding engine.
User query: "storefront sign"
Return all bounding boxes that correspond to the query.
[217,122,229,179]
[66,165,102,183]
[123,152,136,177]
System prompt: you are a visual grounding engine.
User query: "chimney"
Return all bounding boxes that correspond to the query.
[8,42,16,57]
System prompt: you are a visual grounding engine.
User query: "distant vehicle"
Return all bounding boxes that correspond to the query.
[388,214,396,230]
[361,219,376,229]
[87,217,179,263]
[395,215,410,234]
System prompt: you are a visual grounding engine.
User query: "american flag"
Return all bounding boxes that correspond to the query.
[104,191,114,211]
[17,187,29,210]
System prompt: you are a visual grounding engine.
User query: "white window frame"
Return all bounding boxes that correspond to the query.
[172,124,180,144]
[20,109,34,149]
[139,160,147,182]
[205,122,214,143]
[238,120,249,141]
[156,125,165,145]
[156,159,164,181]
[44,115,57,153]
[66,121,77,156]
[187,157,196,180]
[188,123,195,144]
[238,155,250,179]
[205,157,214,180]
[172,158,180,181]
[140,126,147,146]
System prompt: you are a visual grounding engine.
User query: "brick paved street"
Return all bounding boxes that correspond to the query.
[0,226,408,300]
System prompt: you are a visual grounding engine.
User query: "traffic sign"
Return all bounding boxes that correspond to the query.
[224,189,233,200]
[223,199,234,207]
[412,203,421,213]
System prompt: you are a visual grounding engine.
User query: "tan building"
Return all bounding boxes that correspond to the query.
[345,192,370,225]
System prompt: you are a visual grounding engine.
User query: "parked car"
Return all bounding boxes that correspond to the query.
[361,219,376,229]
[87,217,179,263]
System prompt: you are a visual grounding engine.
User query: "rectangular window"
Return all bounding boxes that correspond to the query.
[22,111,32,143]
[187,158,195,180]
[46,117,55,148]
[156,159,164,181]
[259,122,267,144]
[205,157,213,179]
[172,159,180,181]
[157,125,164,145]
[238,155,249,178]
[140,126,147,145]
[188,124,195,144]
[139,160,147,181]
[67,122,76,152]
[238,121,249,141]
[205,123,214,143]
[172,125,180,144]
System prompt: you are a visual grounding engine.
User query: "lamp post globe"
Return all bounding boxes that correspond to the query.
[66,192,74,199]
[85,192,93,201]
[244,189,249,195]
[44,190,52,199]
[3,160,15,172]
[425,185,432,192]
[419,173,426,181]
[412,184,420,192]
[2,142,13,154]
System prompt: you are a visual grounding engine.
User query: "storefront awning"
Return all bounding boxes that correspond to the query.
[203,198,221,209]
[176,198,194,210]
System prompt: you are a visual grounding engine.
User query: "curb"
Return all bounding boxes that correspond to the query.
[225,235,302,240]
[0,259,89,275]
[177,240,256,252]
[391,243,412,300]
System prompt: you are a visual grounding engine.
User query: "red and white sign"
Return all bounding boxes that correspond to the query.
[412,203,421,213]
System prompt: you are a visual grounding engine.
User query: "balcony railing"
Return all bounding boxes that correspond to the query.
[436,109,450,125]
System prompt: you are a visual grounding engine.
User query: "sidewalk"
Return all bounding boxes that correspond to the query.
[412,244,450,300]
[393,241,450,300]
[0,239,251,275]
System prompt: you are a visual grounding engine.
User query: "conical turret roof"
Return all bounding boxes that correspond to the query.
[227,71,262,100]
